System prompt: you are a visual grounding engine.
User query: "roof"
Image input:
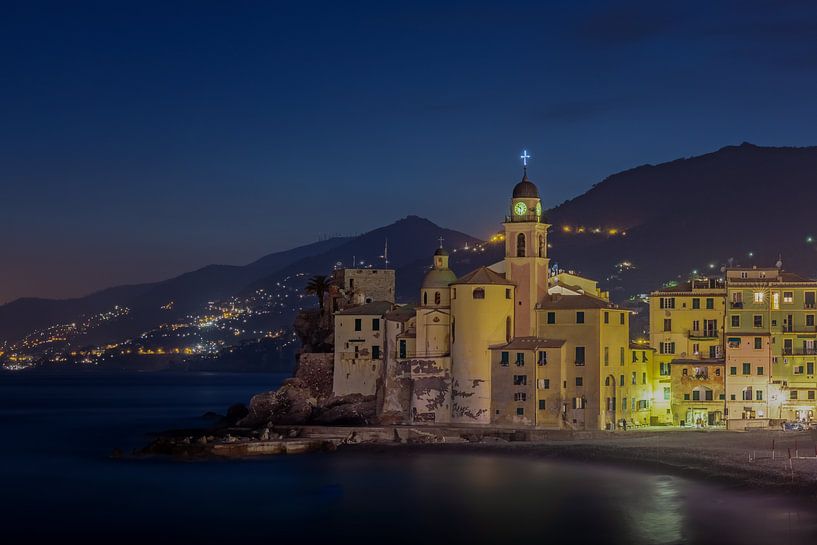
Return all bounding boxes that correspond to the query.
[336,301,394,316]
[452,266,515,286]
[422,268,457,289]
[670,358,725,365]
[539,293,618,310]
[492,337,565,350]
[629,342,655,350]
[384,305,416,322]
[512,172,539,198]
[434,247,449,256]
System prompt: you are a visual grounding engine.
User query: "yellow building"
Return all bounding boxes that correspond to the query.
[648,278,726,424]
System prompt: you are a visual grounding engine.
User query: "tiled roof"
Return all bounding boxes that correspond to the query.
[384,305,416,322]
[452,266,515,286]
[539,293,618,310]
[492,336,565,350]
[336,301,394,316]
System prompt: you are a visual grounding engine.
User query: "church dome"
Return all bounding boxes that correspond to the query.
[422,268,457,289]
[512,173,539,198]
[434,247,449,257]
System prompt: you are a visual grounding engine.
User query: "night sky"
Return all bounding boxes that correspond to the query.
[4,1,817,303]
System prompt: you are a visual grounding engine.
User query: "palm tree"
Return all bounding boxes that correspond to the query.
[305,275,333,313]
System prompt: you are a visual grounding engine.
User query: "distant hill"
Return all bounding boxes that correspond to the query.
[543,143,817,297]
[4,143,817,346]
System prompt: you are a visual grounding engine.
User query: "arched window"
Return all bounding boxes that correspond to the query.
[473,287,485,299]
[605,376,611,386]
[434,291,441,305]
[516,233,526,257]
[538,235,545,258]
[423,292,428,305]
[505,316,512,342]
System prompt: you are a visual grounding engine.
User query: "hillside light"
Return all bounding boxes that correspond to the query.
[808,236,814,244]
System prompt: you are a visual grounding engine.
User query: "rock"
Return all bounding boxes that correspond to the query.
[314,394,377,425]
[201,411,223,421]
[259,428,270,441]
[224,434,238,443]
[287,428,300,438]
[196,436,208,445]
[239,380,318,427]
[293,352,334,399]
[223,404,249,425]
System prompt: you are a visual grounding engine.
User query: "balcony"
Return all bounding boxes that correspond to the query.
[730,302,744,309]
[689,330,718,340]
[782,348,817,356]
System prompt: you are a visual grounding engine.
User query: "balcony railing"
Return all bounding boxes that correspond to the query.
[782,348,817,356]
[730,302,743,309]
[689,330,718,339]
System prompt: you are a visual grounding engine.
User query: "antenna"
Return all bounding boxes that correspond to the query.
[384,238,389,268]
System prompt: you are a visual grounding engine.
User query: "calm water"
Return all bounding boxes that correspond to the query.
[1,371,816,545]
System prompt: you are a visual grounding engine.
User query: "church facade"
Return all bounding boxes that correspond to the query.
[334,168,650,430]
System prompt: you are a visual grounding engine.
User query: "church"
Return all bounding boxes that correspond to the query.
[332,163,652,431]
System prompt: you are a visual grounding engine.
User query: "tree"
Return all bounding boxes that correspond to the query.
[305,275,333,313]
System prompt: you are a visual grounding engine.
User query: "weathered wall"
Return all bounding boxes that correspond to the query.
[409,357,452,424]
[295,352,334,400]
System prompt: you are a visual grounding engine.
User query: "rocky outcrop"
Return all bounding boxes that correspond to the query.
[293,352,333,399]
[314,394,377,425]
[240,377,318,427]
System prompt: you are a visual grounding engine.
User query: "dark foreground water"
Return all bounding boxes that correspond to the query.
[1,372,816,545]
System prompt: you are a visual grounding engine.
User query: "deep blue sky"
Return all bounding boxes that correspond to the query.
[3,1,817,302]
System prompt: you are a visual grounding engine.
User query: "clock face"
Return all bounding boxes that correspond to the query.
[514,201,527,215]
[535,202,542,216]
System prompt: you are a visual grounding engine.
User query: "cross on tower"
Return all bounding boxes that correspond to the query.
[520,150,531,167]
[438,236,444,248]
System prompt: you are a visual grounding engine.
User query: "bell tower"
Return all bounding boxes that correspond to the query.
[503,151,550,337]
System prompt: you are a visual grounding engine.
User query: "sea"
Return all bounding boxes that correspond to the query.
[1,370,816,545]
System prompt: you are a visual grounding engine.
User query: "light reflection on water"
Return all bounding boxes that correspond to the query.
[0,372,815,545]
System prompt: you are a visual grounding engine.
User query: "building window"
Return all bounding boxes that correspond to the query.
[731,315,740,328]
[423,292,428,305]
[642,372,647,384]
[756,390,763,401]
[632,351,637,363]
[576,377,583,386]
[513,375,527,386]
[572,397,586,409]
[742,363,751,375]
[660,362,670,376]
[715,368,721,376]
[604,311,609,324]
[473,288,485,299]
[575,346,586,365]
[619,374,624,386]
[537,379,550,390]
[807,292,816,308]
[692,298,700,309]
[538,235,545,258]
[663,387,670,401]
[809,315,816,327]
[692,390,700,401]
[784,291,793,303]
[604,346,609,365]
[505,288,511,299]
[514,392,527,401]
[500,351,509,366]
[791,390,798,400]
[754,337,762,349]
[620,347,625,364]
[372,318,380,331]
[631,371,637,385]
[516,233,526,257]
[547,312,556,324]
[659,342,675,355]
[754,292,764,304]
[538,399,546,410]
[372,346,381,359]
[706,298,714,309]
[399,340,407,359]
[730,366,737,375]
[808,362,815,375]
[434,292,441,305]
[684,394,690,401]
[516,407,524,416]
[757,366,764,375]
[809,391,815,400]
[742,388,753,401]
[537,351,547,365]
[354,319,362,331]
[753,315,762,328]
[515,352,525,366]
[663,318,672,332]
[682,368,688,376]
[620,313,625,325]
[660,297,675,309]
[506,316,512,343]
[576,311,585,324]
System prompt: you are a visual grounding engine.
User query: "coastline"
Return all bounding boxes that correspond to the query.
[342,429,817,496]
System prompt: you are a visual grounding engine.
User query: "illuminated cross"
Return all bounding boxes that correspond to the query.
[520,150,531,167]
[438,236,444,248]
